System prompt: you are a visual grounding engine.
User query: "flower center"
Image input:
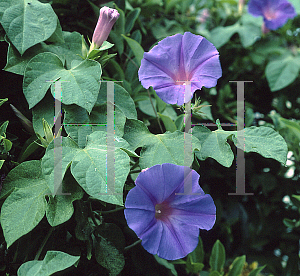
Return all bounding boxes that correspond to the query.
[155,202,172,220]
[264,9,277,20]
[174,80,191,86]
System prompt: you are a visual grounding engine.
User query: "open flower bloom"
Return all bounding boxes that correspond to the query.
[138,32,222,105]
[248,0,296,30]
[124,163,216,260]
[90,6,119,50]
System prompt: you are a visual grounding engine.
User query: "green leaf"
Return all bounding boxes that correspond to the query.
[158,113,177,132]
[0,98,8,107]
[193,126,234,167]
[113,3,125,35]
[233,126,288,166]
[42,132,130,205]
[32,91,55,137]
[109,30,124,56]
[4,31,83,75]
[209,271,222,276]
[64,83,136,147]
[0,120,8,136]
[18,136,40,163]
[292,195,300,203]
[237,14,262,48]
[1,138,12,153]
[248,265,266,276]
[209,23,240,48]
[265,55,300,91]
[109,4,125,55]
[193,101,214,121]
[138,98,157,117]
[125,8,141,34]
[151,19,184,40]
[153,90,166,113]
[227,255,246,276]
[238,23,261,48]
[23,52,101,113]
[46,170,84,227]
[122,34,144,65]
[64,104,126,147]
[0,160,50,247]
[94,223,125,276]
[188,236,205,264]
[17,251,80,276]
[123,119,201,169]
[96,82,137,119]
[45,18,64,44]
[283,218,298,228]
[74,201,95,241]
[175,114,184,131]
[270,112,300,161]
[154,255,178,276]
[209,240,226,273]
[0,0,57,54]
[187,262,204,274]
[0,160,4,170]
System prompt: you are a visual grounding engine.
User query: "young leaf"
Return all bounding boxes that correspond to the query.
[248,265,266,276]
[209,240,226,273]
[227,255,246,276]
[154,255,178,276]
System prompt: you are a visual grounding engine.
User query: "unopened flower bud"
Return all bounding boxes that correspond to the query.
[90,6,119,50]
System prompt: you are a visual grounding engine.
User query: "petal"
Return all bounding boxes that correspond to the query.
[124,208,156,237]
[156,220,199,260]
[166,169,202,203]
[125,185,155,211]
[190,55,222,88]
[170,194,216,230]
[181,32,221,81]
[138,57,175,90]
[136,164,199,204]
[248,0,264,17]
[154,84,191,105]
[138,33,183,85]
[139,220,163,255]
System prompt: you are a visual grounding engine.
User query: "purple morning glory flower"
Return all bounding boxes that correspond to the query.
[138,32,222,105]
[248,0,296,30]
[124,163,216,260]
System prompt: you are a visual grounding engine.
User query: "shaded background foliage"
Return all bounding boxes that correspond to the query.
[0,0,299,275]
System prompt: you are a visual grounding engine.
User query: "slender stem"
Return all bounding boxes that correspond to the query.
[34,227,54,260]
[123,52,139,70]
[147,89,163,133]
[124,239,142,251]
[129,170,141,174]
[88,201,99,226]
[100,206,125,214]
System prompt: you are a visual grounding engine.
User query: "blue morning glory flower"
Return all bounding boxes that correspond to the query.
[248,0,296,30]
[138,32,222,105]
[124,163,216,260]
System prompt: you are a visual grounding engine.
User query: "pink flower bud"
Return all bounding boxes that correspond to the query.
[91,6,119,48]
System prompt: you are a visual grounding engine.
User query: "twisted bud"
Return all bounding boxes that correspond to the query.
[89,6,119,52]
